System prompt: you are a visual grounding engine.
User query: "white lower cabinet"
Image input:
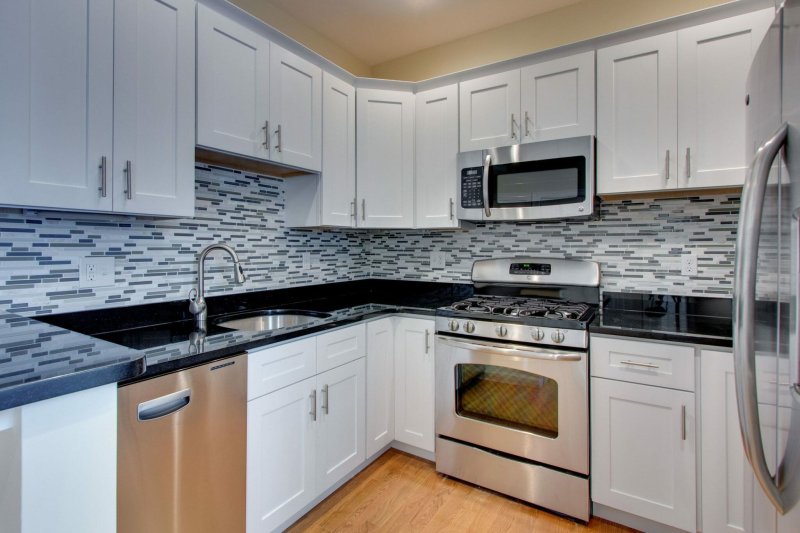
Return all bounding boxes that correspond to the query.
[366,318,395,457]
[394,317,436,453]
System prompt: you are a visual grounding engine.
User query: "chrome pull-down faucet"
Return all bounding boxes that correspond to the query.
[189,243,247,331]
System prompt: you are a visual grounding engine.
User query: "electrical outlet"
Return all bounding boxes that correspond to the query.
[430,252,446,269]
[80,257,115,288]
[681,254,698,276]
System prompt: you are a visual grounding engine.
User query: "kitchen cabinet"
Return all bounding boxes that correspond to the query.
[0,385,117,533]
[597,9,773,195]
[0,0,194,217]
[356,88,415,228]
[321,73,357,227]
[415,84,460,229]
[520,51,595,143]
[459,51,595,151]
[196,4,270,160]
[366,318,395,457]
[316,323,366,374]
[394,317,436,452]
[590,335,696,532]
[197,6,322,172]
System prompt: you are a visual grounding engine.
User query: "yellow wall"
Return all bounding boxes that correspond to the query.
[228,0,372,77]
[371,0,733,81]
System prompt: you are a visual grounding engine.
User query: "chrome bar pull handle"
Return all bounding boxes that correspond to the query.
[261,120,269,149]
[620,360,660,370]
[274,124,282,152]
[425,329,430,354]
[98,156,108,198]
[361,198,366,221]
[524,111,531,138]
[733,122,788,514]
[681,405,686,441]
[510,113,517,139]
[665,150,670,181]
[309,389,317,421]
[449,198,454,220]
[482,154,492,218]
[124,160,133,200]
[350,200,356,219]
[686,147,691,179]
[322,385,329,415]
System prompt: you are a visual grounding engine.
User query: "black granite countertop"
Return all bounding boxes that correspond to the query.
[590,292,734,348]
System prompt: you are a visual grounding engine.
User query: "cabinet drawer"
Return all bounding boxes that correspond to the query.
[590,336,695,391]
[247,337,317,401]
[316,324,366,373]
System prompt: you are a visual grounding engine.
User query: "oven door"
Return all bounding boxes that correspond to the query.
[435,335,588,474]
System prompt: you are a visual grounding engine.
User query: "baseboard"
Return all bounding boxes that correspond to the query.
[592,503,692,533]
[390,440,435,462]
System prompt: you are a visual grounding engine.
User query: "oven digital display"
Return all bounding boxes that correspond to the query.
[509,263,551,275]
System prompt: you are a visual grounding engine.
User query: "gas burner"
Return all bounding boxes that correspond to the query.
[446,296,592,323]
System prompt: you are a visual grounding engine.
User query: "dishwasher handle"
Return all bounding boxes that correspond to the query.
[138,388,191,421]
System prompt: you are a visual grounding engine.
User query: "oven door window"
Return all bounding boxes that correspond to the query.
[455,364,558,438]
[489,156,585,208]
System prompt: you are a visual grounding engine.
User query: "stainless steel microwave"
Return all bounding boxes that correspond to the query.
[457,135,595,222]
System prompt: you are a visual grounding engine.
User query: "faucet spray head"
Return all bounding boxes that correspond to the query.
[234,261,247,284]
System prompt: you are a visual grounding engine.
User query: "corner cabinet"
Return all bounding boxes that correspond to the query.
[320,73,357,227]
[197,5,322,172]
[356,88,415,228]
[597,9,773,195]
[0,0,195,217]
[415,84,460,229]
[394,317,436,453]
[366,318,395,457]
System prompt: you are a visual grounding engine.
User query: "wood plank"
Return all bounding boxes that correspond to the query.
[288,449,639,532]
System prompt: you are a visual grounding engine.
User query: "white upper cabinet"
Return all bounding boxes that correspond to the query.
[196,4,270,160]
[321,72,356,226]
[459,70,521,151]
[113,0,195,217]
[677,9,773,189]
[521,51,595,143]
[356,88,415,228]
[597,33,678,195]
[269,44,322,171]
[415,84,459,229]
[0,0,113,212]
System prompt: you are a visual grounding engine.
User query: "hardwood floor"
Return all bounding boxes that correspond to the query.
[288,449,638,532]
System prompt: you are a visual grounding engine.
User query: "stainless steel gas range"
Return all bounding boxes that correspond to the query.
[434,257,599,522]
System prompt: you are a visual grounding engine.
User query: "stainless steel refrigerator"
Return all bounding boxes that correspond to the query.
[736,1,800,531]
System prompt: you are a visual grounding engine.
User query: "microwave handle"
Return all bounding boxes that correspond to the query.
[483,154,492,218]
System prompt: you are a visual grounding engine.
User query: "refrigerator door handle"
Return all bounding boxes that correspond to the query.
[733,122,788,514]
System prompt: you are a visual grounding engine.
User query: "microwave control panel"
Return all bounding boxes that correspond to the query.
[460,167,484,208]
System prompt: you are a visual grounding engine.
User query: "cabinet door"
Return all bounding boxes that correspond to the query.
[196,4,270,160]
[394,318,435,452]
[113,0,195,217]
[415,84,459,229]
[677,9,774,189]
[0,0,113,212]
[591,377,696,531]
[356,88,415,228]
[366,318,395,457]
[597,33,678,195]
[316,358,366,495]
[701,350,748,533]
[247,377,317,533]
[321,72,356,226]
[316,324,366,374]
[459,70,521,151]
[269,44,322,171]
[521,51,595,143]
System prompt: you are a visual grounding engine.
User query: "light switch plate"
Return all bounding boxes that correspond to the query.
[79,257,115,288]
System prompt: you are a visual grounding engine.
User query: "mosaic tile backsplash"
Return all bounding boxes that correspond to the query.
[366,195,740,296]
[0,162,740,317]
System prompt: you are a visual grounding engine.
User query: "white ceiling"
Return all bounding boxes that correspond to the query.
[263,0,586,66]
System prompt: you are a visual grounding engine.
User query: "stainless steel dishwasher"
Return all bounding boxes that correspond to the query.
[118,354,246,533]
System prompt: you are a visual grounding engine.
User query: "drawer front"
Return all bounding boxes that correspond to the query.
[247,337,317,401]
[590,336,695,391]
[316,324,366,373]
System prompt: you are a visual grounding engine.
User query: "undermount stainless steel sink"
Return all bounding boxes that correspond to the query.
[215,310,331,332]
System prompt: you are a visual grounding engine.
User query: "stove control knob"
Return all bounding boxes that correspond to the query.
[495,325,508,338]
[551,329,566,344]
[531,328,545,341]
[464,321,476,334]
[448,320,460,332]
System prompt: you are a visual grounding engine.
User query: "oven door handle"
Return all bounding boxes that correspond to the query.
[436,335,583,362]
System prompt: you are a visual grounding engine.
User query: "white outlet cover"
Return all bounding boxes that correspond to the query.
[79,257,115,288]
[430,252,446,269]
[681,254,698,276]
